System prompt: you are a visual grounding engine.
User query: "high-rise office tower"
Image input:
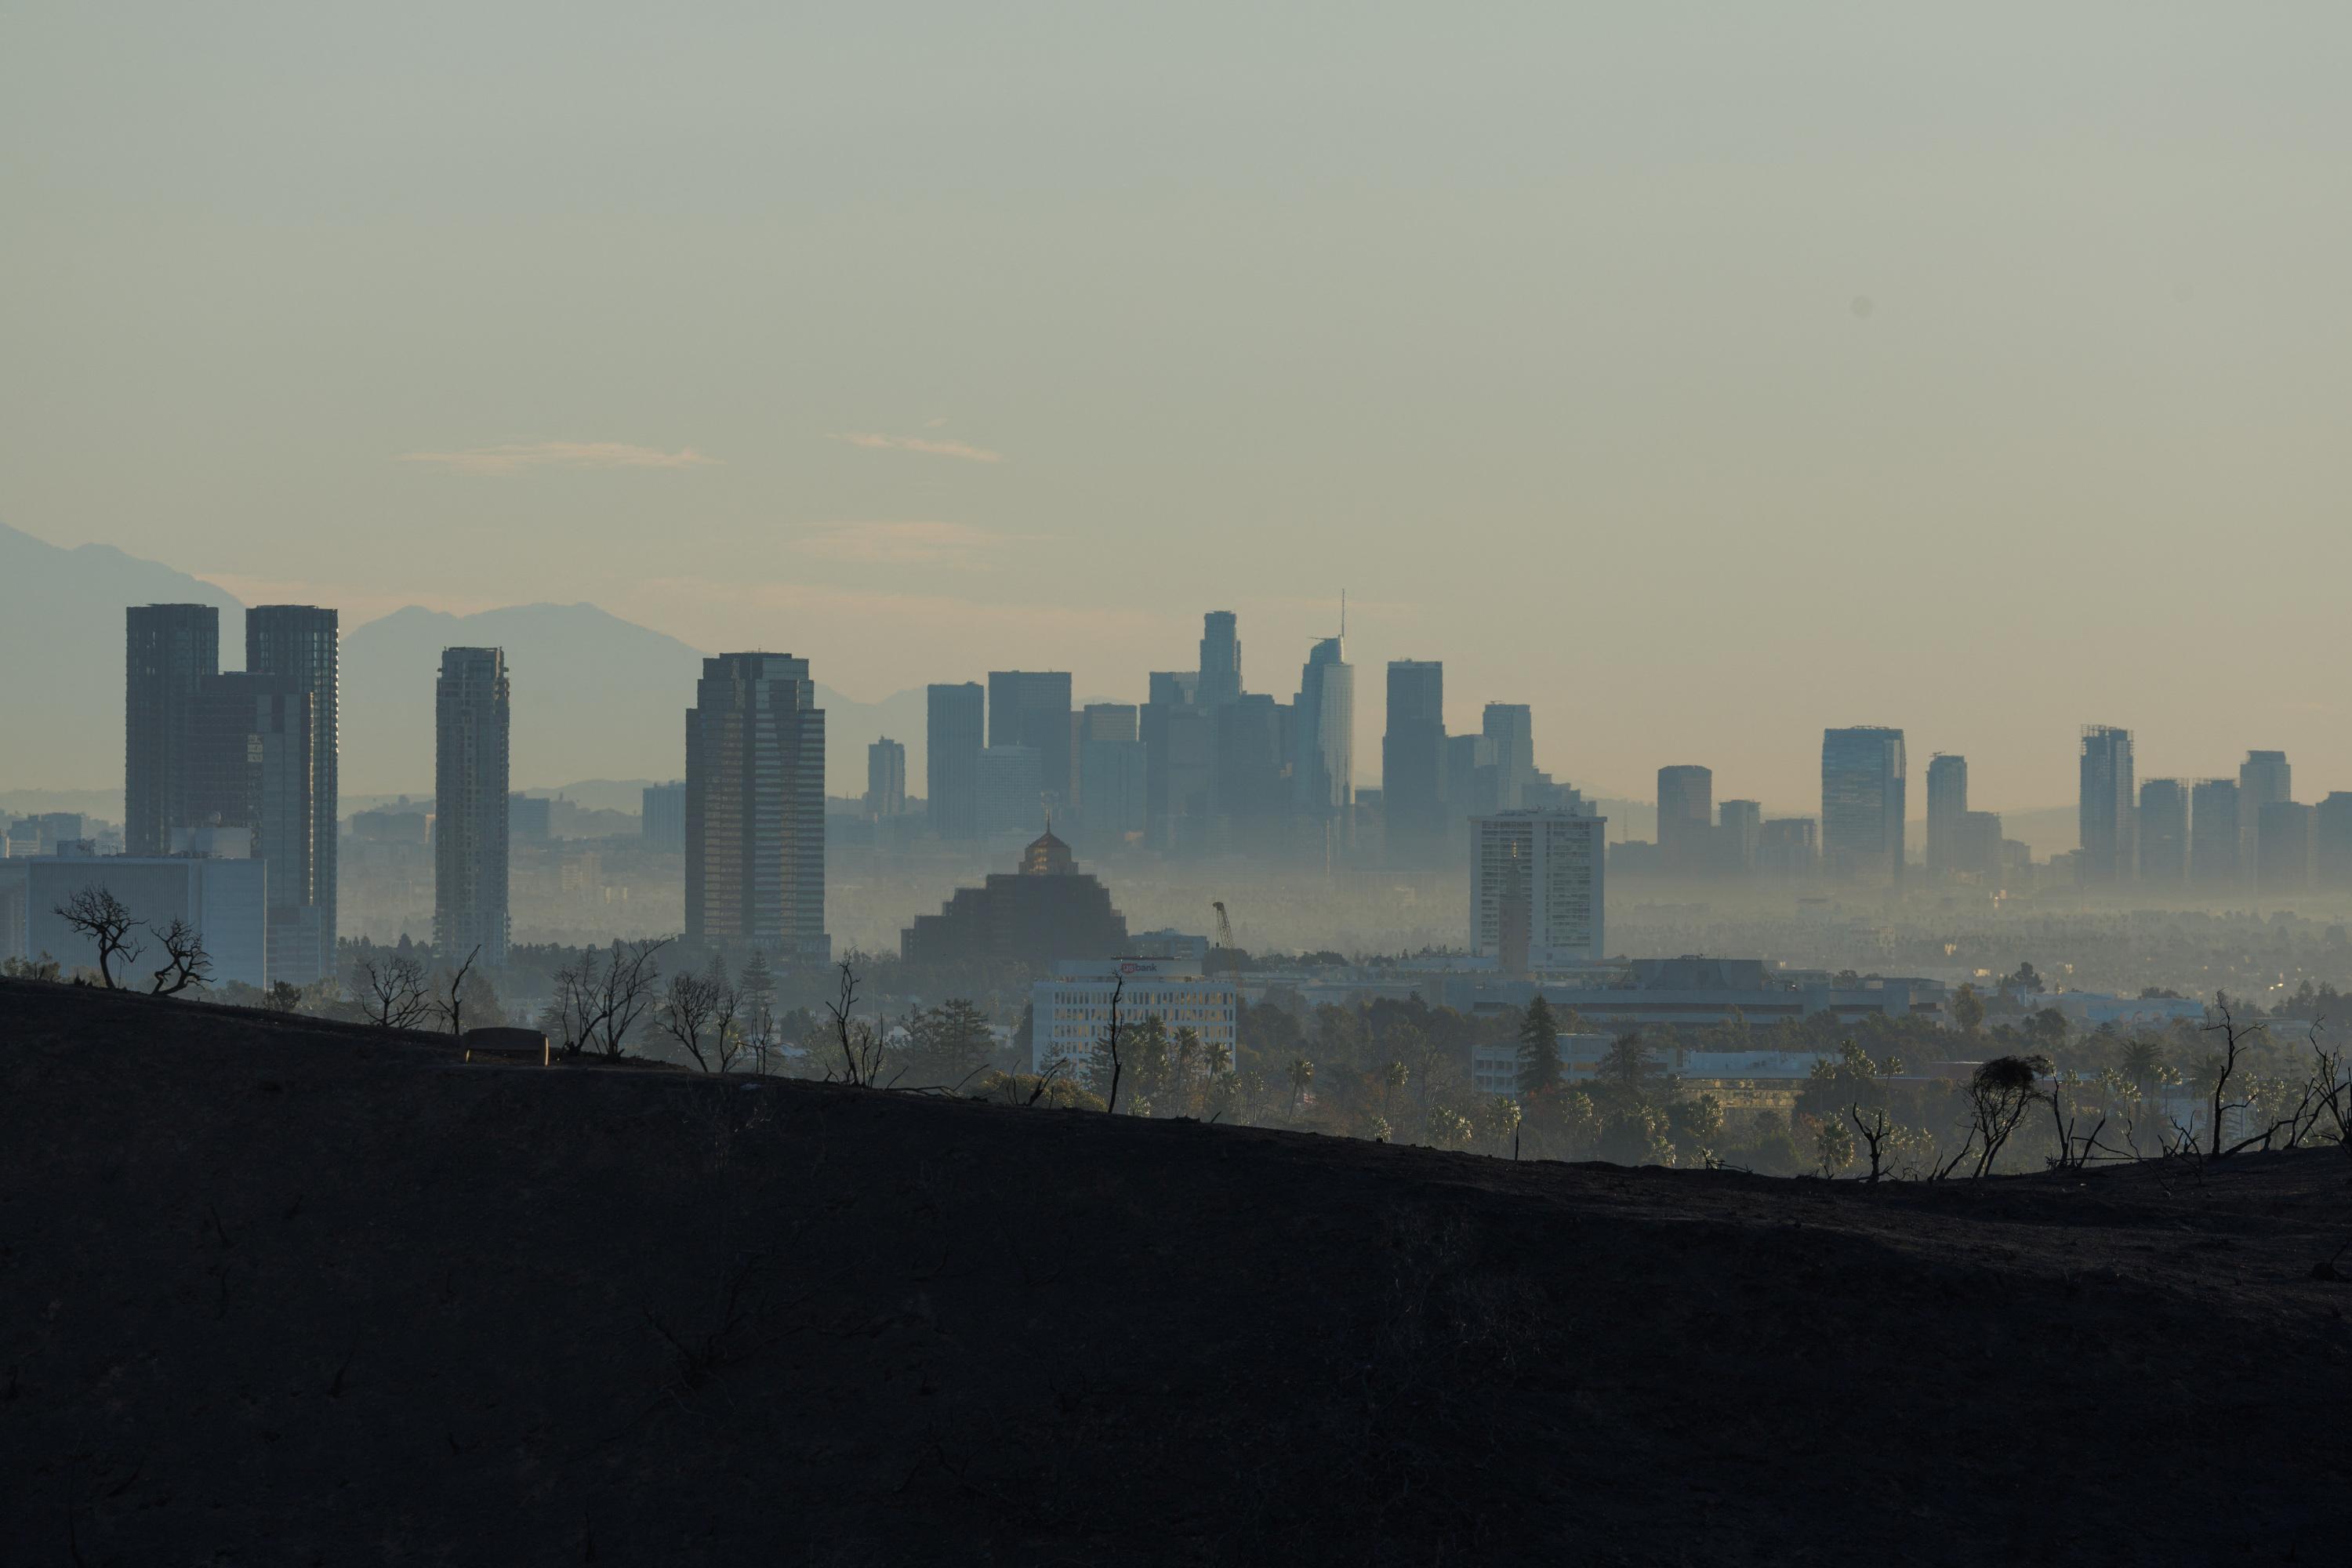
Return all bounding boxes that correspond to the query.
[1077,704,1146,845]
[1197,612,1242,708]
[989,671,1074,812]
[2138,779,2189,886]
[1925,753,1967,877]
[925,683,985,840]
[1292,634,1354,860]
[1446,734,1499,822]
[1717,800,1762,875]
[2190,778,2241,890]
[1655,765,1714,876]
[190,671,315,968]
[2314,793,2352,891]
[1482,703,1535,811]
[1757,818,1820,878]
[1820,727,1906,887]
[977,746,1045,839]
[866,737,907,819]
[641,781,686,849]
[245,605,339,981]
[1953,811,2005,881]
[2078,725,2136,886]
[2240,750,2291,878]
[1469,809,1608,967]
[1212,692,1287,854]
[125,604,221,856]
[1381,660,1447,868]
[434,648,510,966]
[685,653,827,959]
[2256,800,2314,896]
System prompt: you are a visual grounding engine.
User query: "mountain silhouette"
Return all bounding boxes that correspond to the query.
[0,525,927,806]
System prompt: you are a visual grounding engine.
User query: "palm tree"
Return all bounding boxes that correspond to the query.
[2121,1038,2165,1099]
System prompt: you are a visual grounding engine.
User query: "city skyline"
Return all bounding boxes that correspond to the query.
[11,7,2352,814]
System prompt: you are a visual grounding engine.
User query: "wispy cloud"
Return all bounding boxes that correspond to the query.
[826,432,1003,464]
[400,441,717,476]
[791,521,1029,566]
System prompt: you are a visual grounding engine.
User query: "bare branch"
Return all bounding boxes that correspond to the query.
[146,917,212,996]
[52,884,143,989]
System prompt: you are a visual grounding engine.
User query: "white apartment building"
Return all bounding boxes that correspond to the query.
[1469,810,1608,968]
[1030,958,1240,1077]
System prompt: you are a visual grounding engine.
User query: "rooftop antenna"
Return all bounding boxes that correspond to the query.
[1340,587,1347,640]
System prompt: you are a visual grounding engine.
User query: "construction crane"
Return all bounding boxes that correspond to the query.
[1211,901,1236,960]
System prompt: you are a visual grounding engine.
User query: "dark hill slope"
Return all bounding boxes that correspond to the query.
[2,981,2349,1565]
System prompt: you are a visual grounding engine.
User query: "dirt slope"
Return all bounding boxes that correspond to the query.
[3,978,2350,1565]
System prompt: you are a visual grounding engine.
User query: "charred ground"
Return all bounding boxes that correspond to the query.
[3,978,2349,1565]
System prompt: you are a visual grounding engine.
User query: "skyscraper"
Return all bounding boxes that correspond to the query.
[1482,703,1534,811]
[1077,704,1146,846]
[1381,659,1447,868]
[1925,753,1967,877]
[866,737,907,818]
[190,670,315,973]
[1716,799,1762,875]
[125,604,221,857]
[434,647,510,966]
[1820,727,1906,887]
[989,671,1074,813]
[641,781,686,849]
[1655,765,1714,876]
[2138,779,2189,886]
[1141,672,1212,852]
[1292,634,1354,861]
[1197,612,1242,708]
[2078,725,2136,886]
[2256,800,2314,896]
[2240,750,2291,879]
[2190,778,2241,890]
[2315,793,2352,891]
[1469,809,1607,967]
[1758,818,1820,878]
[245,605,339,981]
[1213,692,1287,854]
[925,683,985,840]
[977,746,1045,839]
[684,653,827,960]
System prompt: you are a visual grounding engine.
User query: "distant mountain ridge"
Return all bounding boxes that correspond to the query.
[0,524,927,802]
[0,523,242,798]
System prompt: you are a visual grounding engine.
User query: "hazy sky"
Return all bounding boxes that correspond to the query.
[7,3,2350,812]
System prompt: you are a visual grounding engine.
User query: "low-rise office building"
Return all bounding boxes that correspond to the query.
[1030,958,1239,1078]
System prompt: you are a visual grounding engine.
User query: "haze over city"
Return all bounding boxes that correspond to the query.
[7,7,2352,1563]
[11,5,2352,811]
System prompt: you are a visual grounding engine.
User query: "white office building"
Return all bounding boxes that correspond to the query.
[1469,810,1608,968]
[1029,958,1239,1077]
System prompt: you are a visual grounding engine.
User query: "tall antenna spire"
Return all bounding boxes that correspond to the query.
[1340,587,1347,640]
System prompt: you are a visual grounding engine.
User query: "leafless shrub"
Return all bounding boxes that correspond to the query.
[659,960,746,1073]
[1848,1103,1892,1185]
[551,938,671,1058]
[2200,1002,2267,1156]
[354,953,433,1029]
[146,917,212,996]
[52,884,143,988]
[433,945,482,1035]
[823,960,887,1086]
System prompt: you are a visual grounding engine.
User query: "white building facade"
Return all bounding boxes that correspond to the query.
[1469,810,1608,967]
[1030,958,1240,1077]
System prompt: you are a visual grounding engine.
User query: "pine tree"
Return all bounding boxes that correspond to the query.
[1517,993,1563,1096]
